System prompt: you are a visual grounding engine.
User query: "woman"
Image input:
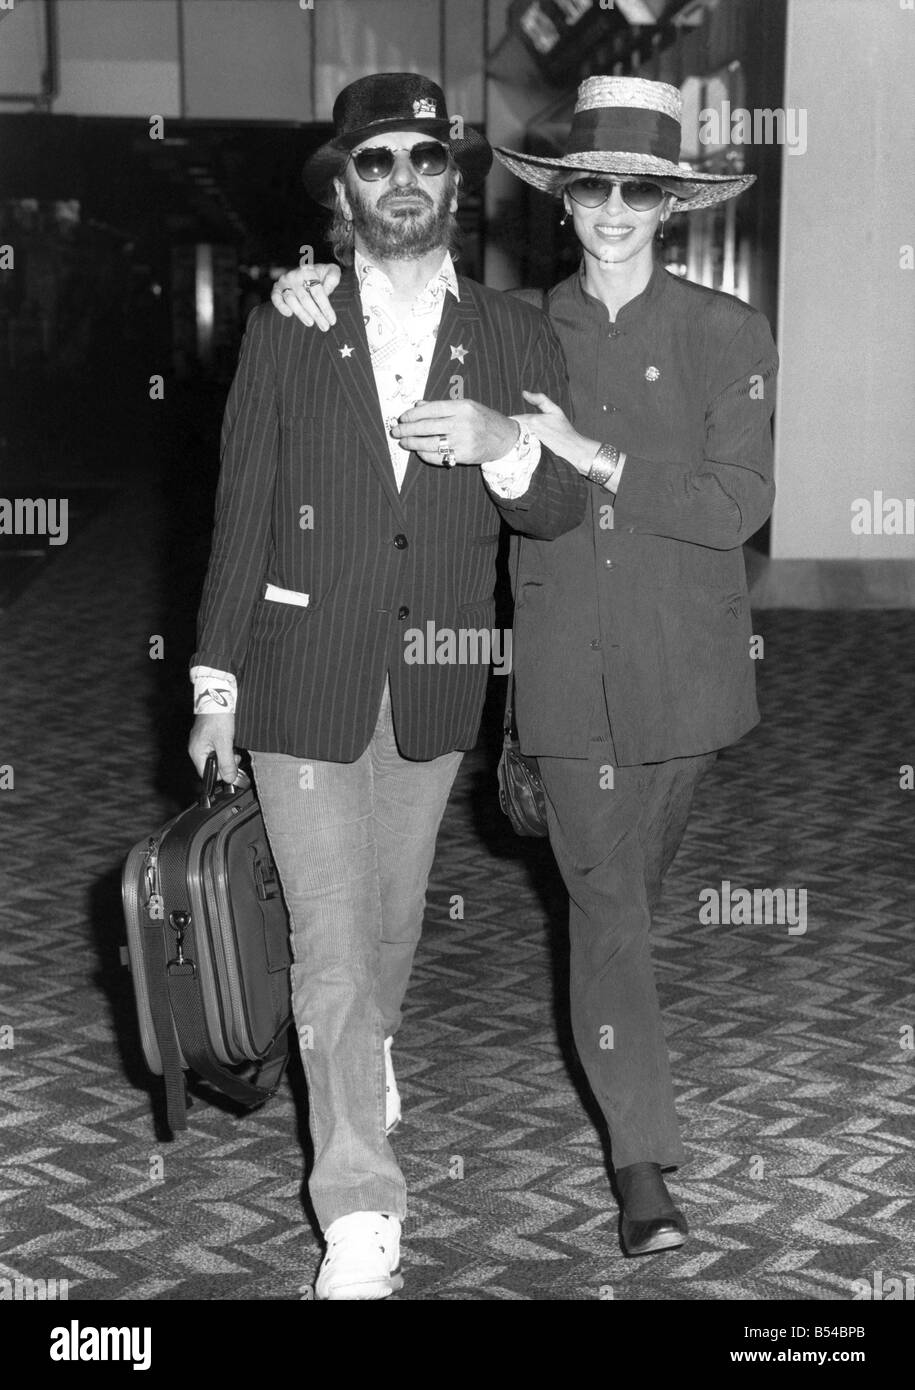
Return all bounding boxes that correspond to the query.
[272,76,778,1257]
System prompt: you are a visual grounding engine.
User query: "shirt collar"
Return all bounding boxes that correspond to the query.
[354,249,460,305]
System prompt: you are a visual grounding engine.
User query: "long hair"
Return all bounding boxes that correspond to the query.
[327,195,356,266]
[327,164,464,266]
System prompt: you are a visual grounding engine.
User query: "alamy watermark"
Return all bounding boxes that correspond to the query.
[850,491,915,536]
[0,497,69,545]
[851,1270,914,1300]
[699,102,807,156]
[403,623,512,675]
[0,1274,69,1299]
[699,880,807,934]
[50,1321,151,1370]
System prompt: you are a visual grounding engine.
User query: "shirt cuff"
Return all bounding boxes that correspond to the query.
[481,418,542,499]
[604,452,627,496]
[191,666,237,714]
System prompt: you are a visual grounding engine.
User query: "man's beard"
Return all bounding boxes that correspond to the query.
[348,179,455,261]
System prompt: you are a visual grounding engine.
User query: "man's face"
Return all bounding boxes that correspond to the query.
[335,129,459,261]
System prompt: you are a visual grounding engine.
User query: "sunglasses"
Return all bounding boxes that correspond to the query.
[349,141,450,182]
[565,176,666,212]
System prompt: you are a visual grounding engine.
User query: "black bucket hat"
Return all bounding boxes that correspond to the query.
[303,72,493,208]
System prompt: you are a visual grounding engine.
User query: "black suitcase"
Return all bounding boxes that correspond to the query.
[121,754,292,1134]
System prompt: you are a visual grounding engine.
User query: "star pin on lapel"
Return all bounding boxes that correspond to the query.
[339,343,354,358]
[450,343,468,364]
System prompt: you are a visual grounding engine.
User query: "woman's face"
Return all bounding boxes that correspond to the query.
[563,177,668,271]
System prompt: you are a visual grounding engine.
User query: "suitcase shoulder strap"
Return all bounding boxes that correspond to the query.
[167,960,287,1120]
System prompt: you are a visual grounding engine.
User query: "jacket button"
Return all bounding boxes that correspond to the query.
[604,559,614,568]
[398,605,410,620]
[393,534,408,549]
[590,639,601,650]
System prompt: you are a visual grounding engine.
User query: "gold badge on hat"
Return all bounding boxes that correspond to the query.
[413,98,437,118]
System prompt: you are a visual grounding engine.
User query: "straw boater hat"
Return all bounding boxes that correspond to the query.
[495,76,753,213]
[303,72,493,209]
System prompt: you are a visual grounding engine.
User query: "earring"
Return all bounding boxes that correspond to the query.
[659,218,666,242]
[560,209,570,226]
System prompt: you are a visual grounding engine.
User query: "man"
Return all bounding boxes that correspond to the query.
[272,76,777,1259]
[188,72,586,1300]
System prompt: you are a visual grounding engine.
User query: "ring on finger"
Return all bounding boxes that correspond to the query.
[441,448,457,468]
[437,435,450,454]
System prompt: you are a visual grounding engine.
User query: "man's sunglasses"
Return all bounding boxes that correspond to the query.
[349,141,450,182]
[566,176,666,212]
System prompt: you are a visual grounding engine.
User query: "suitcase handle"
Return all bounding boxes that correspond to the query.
[200,752,249,808]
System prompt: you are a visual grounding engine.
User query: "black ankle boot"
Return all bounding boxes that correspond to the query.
[616,1162,688,1257]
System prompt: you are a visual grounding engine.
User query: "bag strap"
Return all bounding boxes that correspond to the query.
[143,898,194,1133]
[166,955,288,1111]
[503,287,551,743]
[503,535,524,740]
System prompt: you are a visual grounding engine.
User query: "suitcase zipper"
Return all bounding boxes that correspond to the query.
[202,830,247,1052]
[144,837,165,921]
[210,821,256,1054]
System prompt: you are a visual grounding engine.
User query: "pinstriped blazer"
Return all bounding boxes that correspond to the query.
[193,271,588,762]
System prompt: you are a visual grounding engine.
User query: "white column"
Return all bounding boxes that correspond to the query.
[771,0,915,559]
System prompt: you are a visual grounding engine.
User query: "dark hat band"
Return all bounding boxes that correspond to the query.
[333,114,452,152]
[566,107,681,163]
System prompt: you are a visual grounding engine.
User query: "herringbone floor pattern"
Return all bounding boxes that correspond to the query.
[1,483,913,1301]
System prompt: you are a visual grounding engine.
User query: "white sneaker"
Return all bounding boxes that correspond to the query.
[314,1212,403,1301]
[384,1036,402,1135]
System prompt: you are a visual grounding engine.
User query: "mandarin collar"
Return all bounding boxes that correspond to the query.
[572,256,667,326]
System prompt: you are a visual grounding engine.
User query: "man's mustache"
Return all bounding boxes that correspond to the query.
[378,191,433,211]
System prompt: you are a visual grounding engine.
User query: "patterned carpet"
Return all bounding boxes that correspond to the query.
[1,476,913,1303]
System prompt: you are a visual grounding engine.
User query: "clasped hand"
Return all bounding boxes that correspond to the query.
[391,399,518,467]
[514,391,598,474]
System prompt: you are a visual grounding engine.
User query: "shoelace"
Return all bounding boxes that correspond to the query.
[324,1218,393,1264]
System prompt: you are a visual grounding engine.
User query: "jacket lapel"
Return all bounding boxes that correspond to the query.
[324,272,407,521]
[399,287,479,504]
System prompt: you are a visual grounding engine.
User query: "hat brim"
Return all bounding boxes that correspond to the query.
[493,147,754,213]
[304,123,493,208]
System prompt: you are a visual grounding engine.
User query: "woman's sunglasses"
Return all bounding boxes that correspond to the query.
[566,176,666,212]
[349,141,450,182]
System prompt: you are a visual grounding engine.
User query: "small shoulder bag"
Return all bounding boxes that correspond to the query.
[497,663,549,837]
